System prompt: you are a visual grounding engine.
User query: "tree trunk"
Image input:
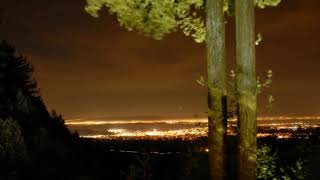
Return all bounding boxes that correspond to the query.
[235,0,257,180]
[206,0,227,180]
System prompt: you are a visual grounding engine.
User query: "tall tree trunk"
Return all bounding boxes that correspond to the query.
[206,0,227,180]
[235,0,257,180]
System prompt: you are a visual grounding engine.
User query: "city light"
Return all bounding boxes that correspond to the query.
[66,116,320,140]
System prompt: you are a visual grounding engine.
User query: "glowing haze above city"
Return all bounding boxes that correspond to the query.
[1,0,320,120]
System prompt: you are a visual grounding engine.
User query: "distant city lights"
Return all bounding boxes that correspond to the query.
[66,116,320,140]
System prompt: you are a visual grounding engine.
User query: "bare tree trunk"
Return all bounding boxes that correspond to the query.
[206,0,227,179]
[235,0,257,180]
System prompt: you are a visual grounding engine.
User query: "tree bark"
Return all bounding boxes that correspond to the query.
[206,0,227,180]
[235,0,257,180]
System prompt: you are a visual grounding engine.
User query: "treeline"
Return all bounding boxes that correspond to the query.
[0,41,81,179]
[0,41,175,180]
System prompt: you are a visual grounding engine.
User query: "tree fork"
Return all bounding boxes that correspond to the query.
[206,0,227,179]
[235,0,257,180]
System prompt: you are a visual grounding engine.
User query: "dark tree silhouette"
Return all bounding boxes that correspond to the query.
[0,41,76,179]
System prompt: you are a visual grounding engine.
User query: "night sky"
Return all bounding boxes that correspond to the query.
[1,0,319,119]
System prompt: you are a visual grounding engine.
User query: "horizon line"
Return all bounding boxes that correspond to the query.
[65,115,320,125]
